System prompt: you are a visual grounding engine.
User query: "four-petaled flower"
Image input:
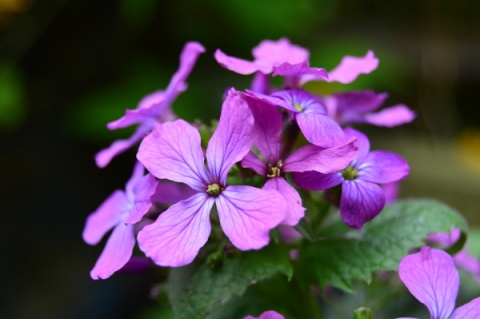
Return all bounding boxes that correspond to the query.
[397,247,480,319]
[244,310,285,319]
[136,89,286,267]
[293,127,409,229]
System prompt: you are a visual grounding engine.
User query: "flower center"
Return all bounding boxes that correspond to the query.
[341,166,358,180]
[293,102,303,111]
[267,160,283,178]
[207,183,223,197]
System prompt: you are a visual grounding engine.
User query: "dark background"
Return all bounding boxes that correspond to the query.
[1,0,479,318]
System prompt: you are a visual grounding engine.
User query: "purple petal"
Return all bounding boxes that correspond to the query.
[340,179,385,229]
[284,137,357,174]
[95,124,150,168]
[383,182,400,205]
[246,90,299,113]
[242,92,283,160]
[327,50,379,84]
[206,90,255,183]
[398,247,459,319]
[125,161,147,199]
[363,104,416,127]
[450,297,480,319]
[241,151,267,176]
[296,112,345,147]
[292,171,343,190]
[137,120,208,191]
[214,49,270,75]
[453,250,480,280]
[151,180,197,204]
[164,41,205,102]
[252,38,309,67]
[137,193,214,267]
[272,61,328,81]
[125,173,158,224]
[82,190,129,245]
[90,223,135,280]
[263,178,305,226]
[332,91,388,114]
[359,151,409,184]
[244,310,285,319]
[107,91,166,130]
[344,127,370,162]
[251,72,270,94]
[216,186,286,250]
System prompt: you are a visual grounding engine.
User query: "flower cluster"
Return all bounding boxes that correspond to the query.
[83,38,413,280]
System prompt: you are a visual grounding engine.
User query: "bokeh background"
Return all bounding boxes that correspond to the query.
[1,0,479,318]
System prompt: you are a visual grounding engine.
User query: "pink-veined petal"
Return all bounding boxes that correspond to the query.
[333,90,388,114]
[151,180,197,204]
[283,137,357,174]
[245,90,299,113]
[90,223,135,280]
[215,49,270,75]
[206,90,255,183]
[399,247,459,319]
[340,179,385,229]
[241,151,267,176]
[328,50,379,84]
[125,161,147,200]
[217,186,286,250]
[296,112,345,147]
[292,171,343,190]
[82,190,129,245]
[263,178,304,226]
[95,124,151,168]
[450,297,480,319]
[137,120,208,191]
[344,127,370,162]
[125,173,158,224]
[244,310,285,319]
[360,151,409,184]
[137,193,214,267]
[363,104,416,127]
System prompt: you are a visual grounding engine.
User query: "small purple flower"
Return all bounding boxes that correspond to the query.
[293,127,409,229]
[136,90,286,267]
[95,41,205,168]
[244,89,345,148]
[241,94,357,226]
[82,162,157,279]
[323,90,416,127]
[397,247,480,319]
[427,228,480,282]
[215,38,378,87]
[244,310,285,319]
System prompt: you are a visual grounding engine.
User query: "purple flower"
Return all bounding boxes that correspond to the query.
[244,89,345,148]
[82,162,158,279]
[397,247,480,319]
[244,310,285,319]
[241,94,357,226]
[293,127,409,229]
[323,90,416,127]
[215,38,378,87]
[136,90,286,267]
[427,228,480,282]
[95,41,205,168]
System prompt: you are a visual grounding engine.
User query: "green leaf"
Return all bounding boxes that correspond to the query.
[296,199,468,292]
[168,245,293,319]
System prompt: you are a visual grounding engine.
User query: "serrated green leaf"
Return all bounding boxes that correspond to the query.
[296,199,468,293]
[168,245,293,319]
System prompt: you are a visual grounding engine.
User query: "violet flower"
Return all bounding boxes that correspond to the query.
[82,161,158,279]
[136,90,286,267]
[241,94,357,226]
[95,41,205,168]
[244,89,345,148]
[293,127,409,229]
[244,310,285,319]
[323,90,416,128]
[397,247,480,319]
[215,38,378,88]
